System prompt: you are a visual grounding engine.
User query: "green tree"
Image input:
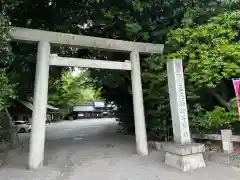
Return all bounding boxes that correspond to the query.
[48,70,101,116]
[0,14,15,111]
[167,10,240,132]
[3,0,240,134]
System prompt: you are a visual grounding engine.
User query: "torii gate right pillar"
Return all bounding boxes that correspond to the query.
[131,50,148,155]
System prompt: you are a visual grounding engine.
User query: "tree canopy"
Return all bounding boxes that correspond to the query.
[48,70,101,116]
[0,14,15,111]
[167,10,240,132]
[1,0,240,134]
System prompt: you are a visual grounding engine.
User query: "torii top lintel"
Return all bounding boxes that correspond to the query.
[10,27,164,54]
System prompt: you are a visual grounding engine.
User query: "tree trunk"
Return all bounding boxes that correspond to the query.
[208,88,230,110]
[5,108,19,149]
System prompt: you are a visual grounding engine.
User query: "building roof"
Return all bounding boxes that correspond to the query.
[93,101,105,108]
[20,101,59,111]
[72,100,107,112]
[74,100,105,107]
[73,105,95,112]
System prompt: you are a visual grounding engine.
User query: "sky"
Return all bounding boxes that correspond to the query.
[71,67,83,77]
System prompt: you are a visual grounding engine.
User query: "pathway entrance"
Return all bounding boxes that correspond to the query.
[1,118,240,180]
[11,27,165,169]
[10,27,205,171]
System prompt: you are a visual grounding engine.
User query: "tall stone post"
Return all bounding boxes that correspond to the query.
[167,59,191,144]
[163,59,206,171]
[28,41,50,169]
[130,50,148,155]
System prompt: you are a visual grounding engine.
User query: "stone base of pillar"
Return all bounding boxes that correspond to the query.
[163,143,206,171]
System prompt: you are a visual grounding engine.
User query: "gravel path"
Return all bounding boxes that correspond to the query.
[1,118,240,180]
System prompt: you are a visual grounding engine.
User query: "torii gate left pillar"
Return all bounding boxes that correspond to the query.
[28,41,50,169]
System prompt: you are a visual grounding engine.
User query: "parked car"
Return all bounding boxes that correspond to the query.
[14,121,31,133]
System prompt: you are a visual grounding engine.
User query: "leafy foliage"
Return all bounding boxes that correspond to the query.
[167,11,240,88]
[1,0,240,134]
[48,70,101,116]
[0,70,15,111]
[141,55,170,131]
[166,10,240,133]
[193,98,240,133]
[0,14,15,111]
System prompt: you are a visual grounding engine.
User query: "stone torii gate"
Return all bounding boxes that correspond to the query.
[10,27,205,171]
